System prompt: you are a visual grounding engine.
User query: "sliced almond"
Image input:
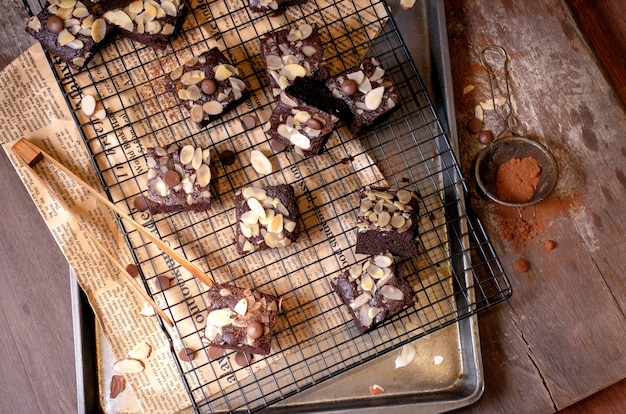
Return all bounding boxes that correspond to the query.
[91,18,107,42]
[289,132,311,150]
[247,197,267,219]
[139,301,156,317]
[214,64,235,81]
[179,145,195,165]
[103,10,134,32]
[207,308,234,327]
[249,150,273,175]
[380,285,405,301]
[57,29,75,46]
[81,94,97,117]
[281,64,307,81]
[196,164,211,187]
[112,358,145,374]
[233,298,248,316]
[394,343,416,368]
[202,101,223,116]
[128,341,152,360]
[364,86,385,110]
[373,254,393,268]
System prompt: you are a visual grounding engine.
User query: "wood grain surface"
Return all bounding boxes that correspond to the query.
[565,0,626,108]
[1,0,625,413]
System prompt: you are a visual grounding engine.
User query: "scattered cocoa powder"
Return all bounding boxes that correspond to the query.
[490,194,577,249]
[513,259,530,273]
[543,239,556,250]
[495,156,541,203]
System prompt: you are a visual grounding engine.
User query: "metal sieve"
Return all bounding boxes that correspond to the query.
[474,136,558,220]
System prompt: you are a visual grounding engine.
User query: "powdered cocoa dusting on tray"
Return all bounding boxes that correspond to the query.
[495,156,541,203]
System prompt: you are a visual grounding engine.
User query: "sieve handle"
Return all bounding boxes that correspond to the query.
[517,204,537,223]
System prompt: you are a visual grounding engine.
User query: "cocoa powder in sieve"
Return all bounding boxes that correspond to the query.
[495,156,541,203]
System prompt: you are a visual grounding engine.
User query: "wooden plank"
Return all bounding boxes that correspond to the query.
[444,0,626,411]
[565,0,626,107]
[0,150,77,412]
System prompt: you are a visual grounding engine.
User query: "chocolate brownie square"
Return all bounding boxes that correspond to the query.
[99,0,188,50]
[326,57,400,133]
[202,282,281,355]
[234,184,300,255]
[267,89,339,157]
[25,1,111,70]
[249,0,308,14]
[260,24,329,97]
[165,48,248,127]
[331,252,415,334]
[144,143,216,214]
[355,186,421,258]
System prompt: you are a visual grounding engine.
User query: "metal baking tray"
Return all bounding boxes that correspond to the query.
[56,0,514,412]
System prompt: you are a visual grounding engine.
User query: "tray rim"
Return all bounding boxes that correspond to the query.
[68,0,486,412]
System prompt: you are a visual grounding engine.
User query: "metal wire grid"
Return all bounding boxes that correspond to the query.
[24,0,512,412]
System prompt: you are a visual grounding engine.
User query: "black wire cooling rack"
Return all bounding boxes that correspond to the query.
[24,0,512,412]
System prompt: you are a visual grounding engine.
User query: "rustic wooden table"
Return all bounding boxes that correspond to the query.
[1,0,625,413]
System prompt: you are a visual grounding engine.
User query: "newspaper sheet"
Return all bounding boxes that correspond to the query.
[1,0,393,412]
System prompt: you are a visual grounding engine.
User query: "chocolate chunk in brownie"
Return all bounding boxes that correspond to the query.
[99,0,188,50]
[202,282,281,355]
[260,24,329,97]
[165,48,248,127]
[284,77,352,122]
[234,184,300,255]
[25,1,111,70]
[144,144,216,214]
[267,89,339,157]
[355,186,421,258]
[249,0,308,14]
[331,252,416,334]
[326,57,400,133]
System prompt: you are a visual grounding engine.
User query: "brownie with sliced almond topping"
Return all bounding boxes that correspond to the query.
[234,184,300,255]
[331,252,415,334]
[326,57,400,133]
[260,23,328,97]
[144,143,217,214]
[25,0,111,70]
[355,186,421,258]
[202,282,281,355]
[164,48,248,127]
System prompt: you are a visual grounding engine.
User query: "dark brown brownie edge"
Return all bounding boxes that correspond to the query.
[355,187,421,258]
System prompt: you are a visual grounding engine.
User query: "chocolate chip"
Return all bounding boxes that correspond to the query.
[233,351,251,367]
[178,347,195,362]
[207,346,224,360]
[201,78,217,95]
[163,170,180,187]
[306,118,323,130]
[47,16,64,34]
[467,117,483,134]
[133,196,148,212]
[270,138,287,153]
[219,149,236,166]
[246,321,264,339]
[478,130,494,145]
[126,264,139,278]
[241,115,257,130]
[156,275,172,291]
[341,79,358,96]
